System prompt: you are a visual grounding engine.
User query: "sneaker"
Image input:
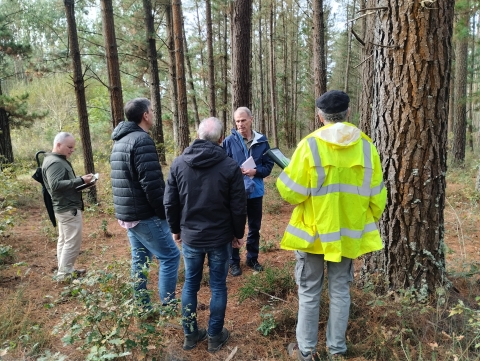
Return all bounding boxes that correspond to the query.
[246,259,264,271]
[183,328,207,350]
[287,343,320,361]
[229,263,242,276]
[207,327,230,352]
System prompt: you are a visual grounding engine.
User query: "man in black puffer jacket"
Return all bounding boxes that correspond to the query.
[110,97,180,306]
[164,117,247,353]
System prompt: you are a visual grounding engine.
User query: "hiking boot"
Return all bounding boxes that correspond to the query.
[287,343,320,361]
[246,259,264,271]
[229,263,242,276]
[207,327,230,352]
[183,328,207,350]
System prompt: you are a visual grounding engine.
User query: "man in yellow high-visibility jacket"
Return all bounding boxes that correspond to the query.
[277,90,387,361]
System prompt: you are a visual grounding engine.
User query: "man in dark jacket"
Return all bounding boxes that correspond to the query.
[110,97,180,306]
[222,107,274,276]
[164,117,247,353]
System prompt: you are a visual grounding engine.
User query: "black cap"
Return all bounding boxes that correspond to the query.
[315,90,350,114]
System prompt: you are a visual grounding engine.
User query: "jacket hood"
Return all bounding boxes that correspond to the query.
[315,122,361,148]
[111,121,145,141]
[182,139,227,168]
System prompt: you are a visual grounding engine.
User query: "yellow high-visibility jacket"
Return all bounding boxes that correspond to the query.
[276,122,387,262]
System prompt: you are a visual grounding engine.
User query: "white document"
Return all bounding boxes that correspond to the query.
[241,156,256,179]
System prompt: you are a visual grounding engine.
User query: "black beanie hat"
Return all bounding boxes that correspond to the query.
[315,90,350,114]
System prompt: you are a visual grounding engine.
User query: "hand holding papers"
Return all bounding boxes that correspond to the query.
[76,173,99,192]
[241,156,256,179]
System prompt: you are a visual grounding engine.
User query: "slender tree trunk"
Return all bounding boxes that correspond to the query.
[468,12,475,152]
[231,0,252,111]
[100,0,124,129]
[0,82,13,164]
[206,0,216,117]
[313,0,327,131]
[182,20,200,130]
[343,0,356,94]
[64,0,96,203]
[362,0,454,295]
[166,5,179,148]
[142,0,165,163]
[258,0,266,135]
[269,0,278,147]
[222,10,229,135]
[194,0,206,90]
[447,54,455,136]
[452,2,470,165]
[172,0,190,154]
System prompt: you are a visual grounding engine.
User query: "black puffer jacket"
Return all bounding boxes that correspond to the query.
[164,139,247,248]
[110,121,166,221]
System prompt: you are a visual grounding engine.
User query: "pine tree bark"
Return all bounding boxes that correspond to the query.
[231,0,252,111]
[313,0,327,132]
[172,0,190,154]
[362,0,454,295]
[142,0,166,164]
[451,2,470,165]
[64,0,97,203]
[100,0,124,129]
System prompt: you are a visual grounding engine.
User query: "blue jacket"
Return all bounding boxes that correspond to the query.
[222,129,274,199]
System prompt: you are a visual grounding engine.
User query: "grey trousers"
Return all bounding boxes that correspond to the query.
[294,251,353,356]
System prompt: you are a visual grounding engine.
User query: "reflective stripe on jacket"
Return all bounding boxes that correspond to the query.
[276,122,387,262]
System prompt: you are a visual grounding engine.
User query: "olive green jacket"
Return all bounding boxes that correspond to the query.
[42,153,84,213]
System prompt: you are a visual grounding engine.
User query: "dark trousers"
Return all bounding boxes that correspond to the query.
[230,196,263,265]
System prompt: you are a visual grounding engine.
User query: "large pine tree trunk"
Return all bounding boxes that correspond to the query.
[172,0,190,154]
[451,2,470,165]
[64,0,96,203]
[231,0,252,111]
[100,0,124,129]
[362,0,454,295]
[142,0,166,164]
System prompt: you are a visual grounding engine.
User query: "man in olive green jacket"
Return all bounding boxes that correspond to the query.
[42,132,94,280]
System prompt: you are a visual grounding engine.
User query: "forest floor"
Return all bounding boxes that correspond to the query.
[1,174,480,361]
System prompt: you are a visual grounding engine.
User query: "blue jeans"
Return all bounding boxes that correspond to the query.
[181,242,231,337]
[231,196,262,265]
[295,252,353,356]
[127,216,180,305]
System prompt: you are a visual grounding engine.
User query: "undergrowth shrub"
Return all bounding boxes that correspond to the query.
[0,288,52,358]
[53,260,176,361]
[237,262,296,303]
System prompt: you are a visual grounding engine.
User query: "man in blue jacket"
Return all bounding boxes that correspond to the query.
[222,107,274,276]
[110,97,180,307]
